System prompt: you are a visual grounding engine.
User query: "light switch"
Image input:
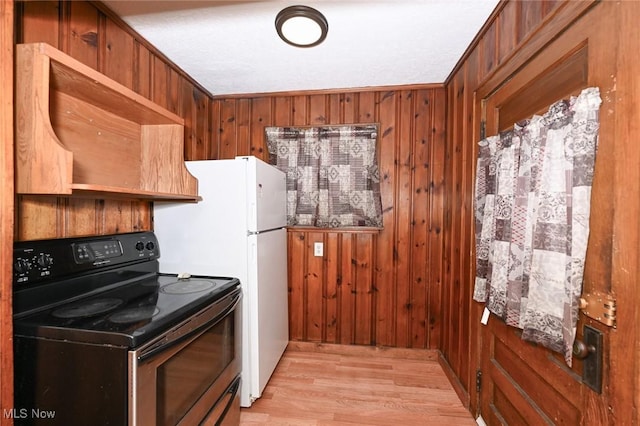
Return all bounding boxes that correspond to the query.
[314,242,323,257]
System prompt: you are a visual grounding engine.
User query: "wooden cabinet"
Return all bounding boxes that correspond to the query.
[15,42,200,201]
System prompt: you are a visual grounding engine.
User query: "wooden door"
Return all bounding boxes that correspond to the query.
[475,2,638,424]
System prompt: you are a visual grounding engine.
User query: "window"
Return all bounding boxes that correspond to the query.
[265,125,383,228]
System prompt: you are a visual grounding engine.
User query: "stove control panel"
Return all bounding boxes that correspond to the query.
[73,240,123,264]
[13,232,160,286]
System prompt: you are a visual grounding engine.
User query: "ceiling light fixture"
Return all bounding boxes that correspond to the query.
[275,5,328,48]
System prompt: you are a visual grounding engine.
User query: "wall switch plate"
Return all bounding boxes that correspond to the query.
[314,242,323,257]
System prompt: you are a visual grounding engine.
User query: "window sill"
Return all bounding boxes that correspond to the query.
[286,226,383,234]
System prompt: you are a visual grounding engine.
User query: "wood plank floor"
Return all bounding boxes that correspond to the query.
[240,343,476,425]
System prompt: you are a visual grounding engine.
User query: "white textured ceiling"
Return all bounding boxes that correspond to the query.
[102,0,499,96]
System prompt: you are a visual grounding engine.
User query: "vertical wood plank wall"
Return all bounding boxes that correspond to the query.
[14,0,208,240]
[15,1,446,351]
[441,0,571,407]
[211,89,446,349]
[441,0,633,413]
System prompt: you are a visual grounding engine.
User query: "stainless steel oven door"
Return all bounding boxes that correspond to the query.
[129,287,241,426]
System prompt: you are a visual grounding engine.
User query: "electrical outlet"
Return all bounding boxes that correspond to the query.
[314,242,323,257]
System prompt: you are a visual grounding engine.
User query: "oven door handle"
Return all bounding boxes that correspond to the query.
[137,288,241,363]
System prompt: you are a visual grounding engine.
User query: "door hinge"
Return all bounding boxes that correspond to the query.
[580,291,616,327]
[476,369,482,392]
[480,120,486,140]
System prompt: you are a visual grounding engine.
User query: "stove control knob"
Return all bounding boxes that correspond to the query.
[135,241,145,251]
[145,241,156,251]
[15,258,31,274]
[37,253,53,268]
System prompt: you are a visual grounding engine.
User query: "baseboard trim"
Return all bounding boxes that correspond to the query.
[286,341,440,361]
[438,351,472,409]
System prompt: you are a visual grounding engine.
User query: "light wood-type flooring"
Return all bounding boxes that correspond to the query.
[239,342,476,425]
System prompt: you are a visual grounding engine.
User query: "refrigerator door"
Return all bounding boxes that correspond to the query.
[243,156,287,232]
[153,159,248,276]
[246,228,289,404]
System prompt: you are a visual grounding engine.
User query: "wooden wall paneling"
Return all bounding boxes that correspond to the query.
[210,98,221,160]
[308,94,327,125]
[395,90,414,348]
[357,91,375,123]
[445,77,464,373]
[288,231,306,341]
[102,18,134,88]
[18,0,59,46]
[464,47,482,416]
[450,73,465,376]
[272,96,292,127]
[218,99,237,160]
[460,47,482,413]
[541,0,561,16]
[133,201,152,232]
[342,93,356,124]
[305,232,325,342]
[455,79,473,399]
[134,41,151,98]
[479,20,497,83]
[151,54,169,109]
[444,1,638,423]
[327,93,343,124]
[497,1,517,66]
[66,1,98,69]
[64,198,99,236]
[374,90,397,347]
[442,83,455,360]
[442,0,590,412]
[442,73,469,399]
[191,87,210,160]
[410,89,430,349]
[248,97,269,160]
[428,88,446,351]
[167,67,182,117]
[324,232,339,343]
[443,43,481,409]
[101,200,135,235]
[353,234,374,345]
[181,81,196,161]
[339,234,355,344]
[1,1,14,418]
[15,196,59,240]
[292,95,308,125]
[476,1,597,102]
[235,98,250,158]
[518,1,543,44]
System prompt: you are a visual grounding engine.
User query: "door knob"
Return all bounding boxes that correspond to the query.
[572,338,595,359]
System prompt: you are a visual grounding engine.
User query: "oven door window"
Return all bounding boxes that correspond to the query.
[156,314,234,425]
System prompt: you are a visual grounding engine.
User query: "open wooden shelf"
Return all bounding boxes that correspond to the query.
[15,42,200,202]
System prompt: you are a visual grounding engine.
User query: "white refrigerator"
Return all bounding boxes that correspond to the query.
[153,156,289,407]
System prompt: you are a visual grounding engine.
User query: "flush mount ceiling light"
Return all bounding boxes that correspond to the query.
[275,5,328,48]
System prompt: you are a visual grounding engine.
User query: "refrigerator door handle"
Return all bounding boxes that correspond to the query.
[247,227,284,236]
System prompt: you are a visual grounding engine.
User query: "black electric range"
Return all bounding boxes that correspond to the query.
[12,231,243,426]
[13,231,239,348]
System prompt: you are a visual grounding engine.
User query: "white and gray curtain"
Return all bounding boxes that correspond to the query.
[265,125,383,228]
[474,87,601,366]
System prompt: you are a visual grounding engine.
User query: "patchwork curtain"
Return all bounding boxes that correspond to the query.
[265,125,383,228]
[474,87,601,366]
